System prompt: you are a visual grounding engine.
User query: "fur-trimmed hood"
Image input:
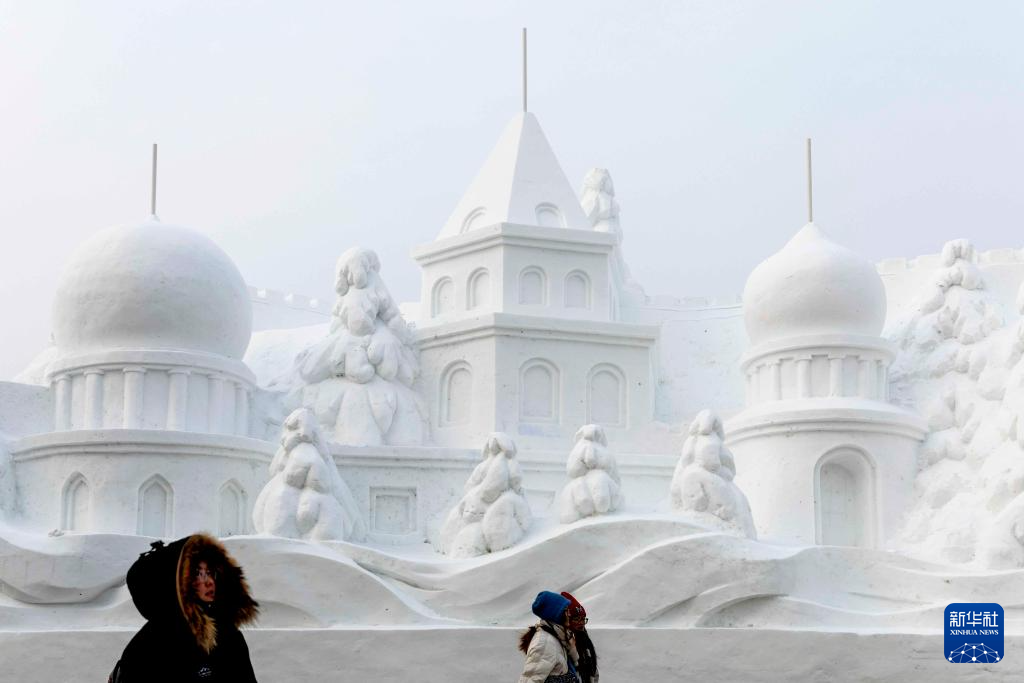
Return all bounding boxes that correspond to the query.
[127,533,259,653]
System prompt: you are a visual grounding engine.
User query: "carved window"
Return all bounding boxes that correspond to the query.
[431,277,455,317]
[219,481,246,537]
[565,271,591,309]
[535,203,564,228]
[521,360,559,422]
[519,268,547,305]
[588,364,625,427]
[62,473,90,532]
[467,268,490,310]
[441,362,473,426]
[138,475,173,537]
[461,207,487,233]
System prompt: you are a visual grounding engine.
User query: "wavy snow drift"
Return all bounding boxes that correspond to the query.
[2,517,1021,632]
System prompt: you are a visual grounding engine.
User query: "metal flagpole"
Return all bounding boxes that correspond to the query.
[151,143,158,218]
[806,138,813,223]
[522,28,527,113]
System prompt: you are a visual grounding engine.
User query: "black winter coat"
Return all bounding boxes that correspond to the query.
[110,533,259,683]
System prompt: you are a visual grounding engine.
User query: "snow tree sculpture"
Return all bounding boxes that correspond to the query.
[438,433,532,558]
[888,240,1024,565]
[579,168,646,308]
[253,408,367,541]
[670,410,756,538]
[286,247,427,446]
[580,168,621,241]
[560,424,624,523]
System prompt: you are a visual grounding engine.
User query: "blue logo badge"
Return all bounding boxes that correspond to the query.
[945,603,1003,663]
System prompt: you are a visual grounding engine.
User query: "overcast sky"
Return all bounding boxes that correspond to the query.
[1,0,1022,380]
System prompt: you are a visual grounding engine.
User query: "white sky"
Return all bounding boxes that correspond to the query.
[1,0,1022,380]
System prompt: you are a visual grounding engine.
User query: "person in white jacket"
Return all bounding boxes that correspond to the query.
[518,591,580,683]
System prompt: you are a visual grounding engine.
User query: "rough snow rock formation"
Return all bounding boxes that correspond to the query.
[439,433,532,558]
[560,424,624,523]
[889,239,1024,566]
[253,408,367,541]
[670,410,756,538]
[286,247,427,446]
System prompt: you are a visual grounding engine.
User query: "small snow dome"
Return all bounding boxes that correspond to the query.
[742,223,886,346]
[53,218,252,359]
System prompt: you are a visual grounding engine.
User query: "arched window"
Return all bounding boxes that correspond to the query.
[815,448,876,548]
[62,473,90,532]
[219,481,247,537]
[588,364,626,427]
[467,268,491,310]
[535,203,564,228]
[461,207,487,233]
[520,359,559,422]
[138,475,173,537]
[519,268,547,305]
[431,277,455,317]
[565,271,591,309]
[440,362,473,426]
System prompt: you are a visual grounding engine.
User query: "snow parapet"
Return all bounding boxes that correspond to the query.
[560,424,624,523]
[670,410,756,538]
[439,433,532,558]
[284,248,427,446]
[253,408,367,541]
[890,239,1024,567]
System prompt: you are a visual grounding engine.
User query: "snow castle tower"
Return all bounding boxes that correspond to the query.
[411,113,658,449]
[726,222,926,548]
[14,217,268,536]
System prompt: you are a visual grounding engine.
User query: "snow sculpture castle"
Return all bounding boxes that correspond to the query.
[0,105,1020,581]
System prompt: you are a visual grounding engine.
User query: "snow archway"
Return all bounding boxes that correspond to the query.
[814,448,876,548]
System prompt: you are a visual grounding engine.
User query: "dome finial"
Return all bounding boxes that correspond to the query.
[806,137,813,224]
[150,143,159,221]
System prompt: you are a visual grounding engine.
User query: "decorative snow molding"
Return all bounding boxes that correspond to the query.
[286,247,428,446]
[253,408,367,542]
[670,410,756,538]
[438,432,532,558]
[559,424,624,524]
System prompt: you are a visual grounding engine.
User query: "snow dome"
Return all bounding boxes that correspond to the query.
[742,222,886,347]
[52,218,251,359]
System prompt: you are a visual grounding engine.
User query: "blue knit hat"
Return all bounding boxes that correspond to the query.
[532,590,571,622]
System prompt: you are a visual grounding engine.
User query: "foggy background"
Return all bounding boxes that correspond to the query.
[1,0,1022,380]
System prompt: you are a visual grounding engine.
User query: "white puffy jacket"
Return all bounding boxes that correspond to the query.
[518,621,580,683]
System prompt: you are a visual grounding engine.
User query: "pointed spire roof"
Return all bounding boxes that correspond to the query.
[437,113,590,239]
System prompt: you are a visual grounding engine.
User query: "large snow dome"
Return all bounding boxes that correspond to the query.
[52,218,252,359]
[742,222,886,346]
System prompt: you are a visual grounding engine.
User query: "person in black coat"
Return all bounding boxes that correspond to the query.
[109,533,259,682]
